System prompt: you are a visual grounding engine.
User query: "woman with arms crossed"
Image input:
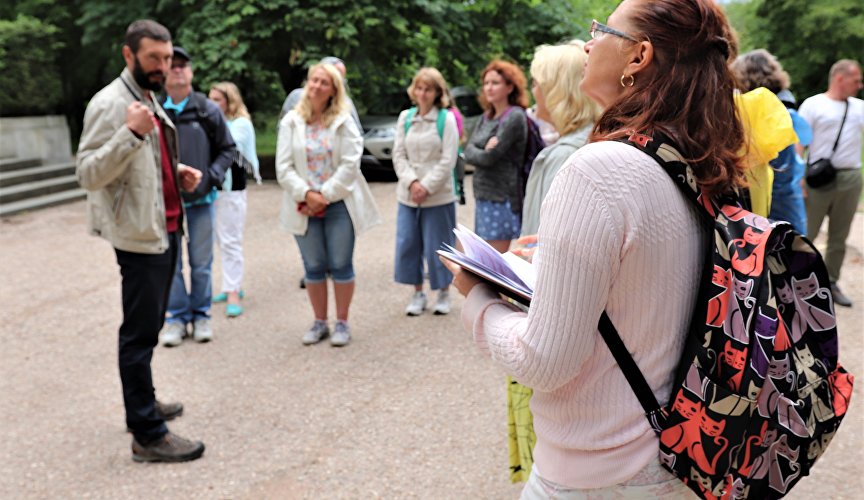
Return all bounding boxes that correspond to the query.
[463,60,529,253]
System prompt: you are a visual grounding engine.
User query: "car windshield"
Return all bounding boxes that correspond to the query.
[366,92,412,115]
[454,94,482,117]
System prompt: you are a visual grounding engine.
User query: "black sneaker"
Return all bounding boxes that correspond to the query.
[155,400,183,420]
[132,432,205,463]
[831,282,853,308]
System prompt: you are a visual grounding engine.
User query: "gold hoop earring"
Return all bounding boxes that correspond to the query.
[620,74,635,87]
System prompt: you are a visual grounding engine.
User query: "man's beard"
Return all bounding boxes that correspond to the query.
[132,55,165,92]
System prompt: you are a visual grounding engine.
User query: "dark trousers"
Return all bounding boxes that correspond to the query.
[114,232,179,443]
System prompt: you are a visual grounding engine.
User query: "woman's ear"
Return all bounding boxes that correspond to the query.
[626,40,654,78]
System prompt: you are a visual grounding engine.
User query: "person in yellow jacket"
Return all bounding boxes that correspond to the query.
[733,86,798,216]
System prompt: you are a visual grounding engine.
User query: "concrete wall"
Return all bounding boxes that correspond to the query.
[0,116,73,162]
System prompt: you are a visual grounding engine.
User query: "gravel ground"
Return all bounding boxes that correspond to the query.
[1,176,861,499]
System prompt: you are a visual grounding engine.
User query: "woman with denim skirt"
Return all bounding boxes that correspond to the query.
[464,60,529,253]
[392,67,460,316]
[276,62,381,347]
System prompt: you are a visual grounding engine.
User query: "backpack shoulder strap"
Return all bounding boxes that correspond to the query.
[403,107,418,135]
[597,312,664,432]
[436,108,447,139]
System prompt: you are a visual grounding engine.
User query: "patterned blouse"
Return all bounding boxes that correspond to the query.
[305,123,333,191]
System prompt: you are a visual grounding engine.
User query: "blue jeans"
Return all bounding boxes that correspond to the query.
[294,201,355,283]
[167,203,214,325]
[394,202,456,290]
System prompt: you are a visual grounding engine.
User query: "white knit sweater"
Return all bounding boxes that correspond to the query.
[462,140,707,488]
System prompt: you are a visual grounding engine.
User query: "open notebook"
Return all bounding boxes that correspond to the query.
[437,225,536,306]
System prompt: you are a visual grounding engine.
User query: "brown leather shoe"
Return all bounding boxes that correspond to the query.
[132,432,205,463]
[155,400,183,420]
[831,282,853,308]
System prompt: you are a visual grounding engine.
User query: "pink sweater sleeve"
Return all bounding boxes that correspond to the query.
[461,151,622,391]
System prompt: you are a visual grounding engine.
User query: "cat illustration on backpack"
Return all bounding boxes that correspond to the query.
[689,410,730,475]
[718,340,747,391]
[725,277,755,343]
[660,392,703,455]
[777,274,836,343]
[707,265,731,327]
[729,226,770,276]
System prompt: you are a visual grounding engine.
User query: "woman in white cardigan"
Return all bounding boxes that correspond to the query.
[392,67,460,316]
[276,62,381,347]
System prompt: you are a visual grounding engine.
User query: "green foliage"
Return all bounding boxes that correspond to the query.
[726,0,864,99]
[0,15,64,116]
[0,0,620,139]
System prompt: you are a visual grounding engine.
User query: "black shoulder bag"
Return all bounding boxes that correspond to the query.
[806,98,848,188]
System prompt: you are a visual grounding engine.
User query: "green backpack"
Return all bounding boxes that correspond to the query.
[403,107,464,203]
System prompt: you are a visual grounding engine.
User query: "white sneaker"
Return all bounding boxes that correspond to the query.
[330,321,351,347]
[302,320,330,345]
[433,290,451,315]
[160,322,186,347]
[405,291,427,316]
[192,319,213,343]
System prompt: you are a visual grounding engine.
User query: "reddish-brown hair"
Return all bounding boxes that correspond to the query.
[591,0,747,197]
[478,59,529,113]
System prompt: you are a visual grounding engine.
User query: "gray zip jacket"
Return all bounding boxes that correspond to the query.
[464,107,527,206]
[76,68,182,254]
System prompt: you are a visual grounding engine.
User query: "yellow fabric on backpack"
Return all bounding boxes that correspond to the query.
[734,87,798,216]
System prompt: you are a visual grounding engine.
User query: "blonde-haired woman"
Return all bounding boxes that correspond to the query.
[277,63,381,347]
[507,40,601,482]
[521,40,601,236]
[208,82,260,318]
[392,67,459,316]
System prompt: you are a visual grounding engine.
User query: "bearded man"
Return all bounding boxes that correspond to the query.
[75,19,205,463]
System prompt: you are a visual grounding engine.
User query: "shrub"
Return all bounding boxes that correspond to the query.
[0,15,64,117]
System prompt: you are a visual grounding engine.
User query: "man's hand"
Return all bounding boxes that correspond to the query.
[126,101,155,137]
[484,136,499,151]
[409,181,429,205]
[178,163,202,193]
[305,190,330,214]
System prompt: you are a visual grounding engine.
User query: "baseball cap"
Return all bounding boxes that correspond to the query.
[173,46,192,62]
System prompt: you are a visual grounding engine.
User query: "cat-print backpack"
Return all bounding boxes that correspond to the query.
[596,131,854,499]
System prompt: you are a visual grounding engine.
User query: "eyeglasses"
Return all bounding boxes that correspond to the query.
[171,60,189,69]
[590,19,637,42]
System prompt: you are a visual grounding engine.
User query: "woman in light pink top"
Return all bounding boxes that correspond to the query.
[443,0,749,497]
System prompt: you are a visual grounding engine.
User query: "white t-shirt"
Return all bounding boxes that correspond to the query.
[798,94,864,169]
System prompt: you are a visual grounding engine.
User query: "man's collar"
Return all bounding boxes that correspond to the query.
[163,94,191,114]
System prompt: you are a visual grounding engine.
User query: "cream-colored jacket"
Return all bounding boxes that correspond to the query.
[392,107,459,207]
[76,68,182,254]
[276,110,381,235]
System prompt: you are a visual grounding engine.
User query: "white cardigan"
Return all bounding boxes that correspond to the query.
[276,110,381,235]
[392,107,459,207]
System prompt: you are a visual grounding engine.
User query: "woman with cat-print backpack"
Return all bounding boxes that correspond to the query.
[444,0,751,497]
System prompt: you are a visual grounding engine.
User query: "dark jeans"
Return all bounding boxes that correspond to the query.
[114,232,179,443]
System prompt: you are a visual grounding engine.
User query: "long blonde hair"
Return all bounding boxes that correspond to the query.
[294,63,348,127]
[530,40,600,135]
[210,81,251,120]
